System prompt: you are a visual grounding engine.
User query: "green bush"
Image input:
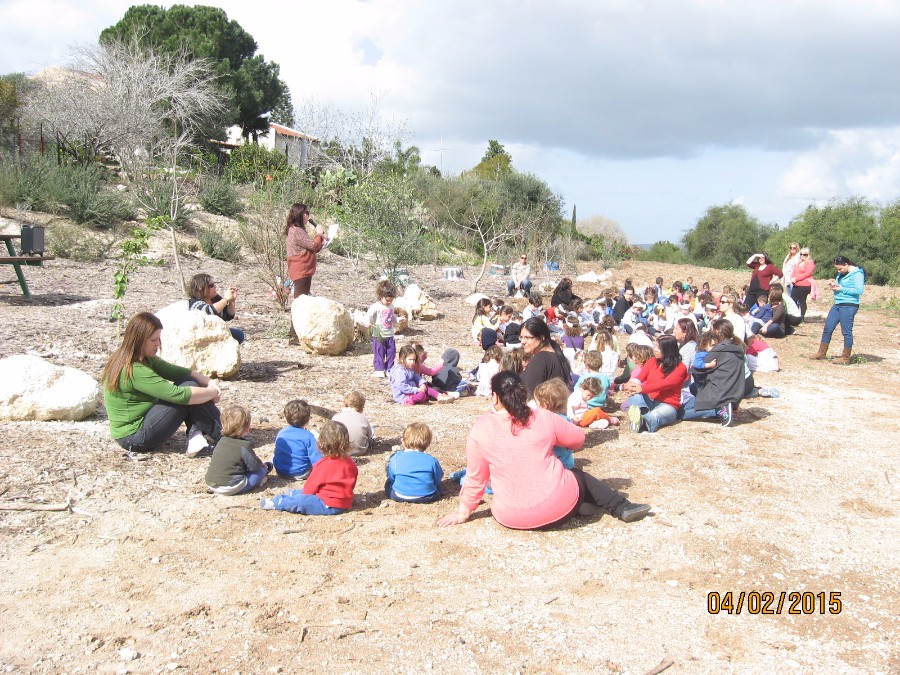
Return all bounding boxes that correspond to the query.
[225,143,288,184]
[639,241,685,264]
[138,179,190,229]
[48,223,113,261]
[198,227,242,262]
[0,154,63,210]
[60,166,133,228]
[199,177,242,217]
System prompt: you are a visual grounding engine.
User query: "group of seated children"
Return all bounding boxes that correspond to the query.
[205,388,444,515]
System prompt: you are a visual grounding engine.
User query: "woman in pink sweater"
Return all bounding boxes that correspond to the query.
[437,372,651,529]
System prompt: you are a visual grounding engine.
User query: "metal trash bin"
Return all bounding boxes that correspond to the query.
[20,225,45,256]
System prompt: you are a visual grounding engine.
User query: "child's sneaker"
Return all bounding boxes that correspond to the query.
[759,387,780,398]
[436,393,455,403]
[260,498,276,510]
[719,402,733,427]
[372,370,386,378]
[627,405,643,433]
[588,419,610,430]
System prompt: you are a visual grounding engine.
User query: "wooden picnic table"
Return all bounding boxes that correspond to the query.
[0,233,56,299]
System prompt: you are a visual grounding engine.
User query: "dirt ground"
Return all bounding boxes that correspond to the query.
[1,218,899,674]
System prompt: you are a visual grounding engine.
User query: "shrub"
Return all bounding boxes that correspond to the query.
[48,223,113,262]
[138,179,191,229]
[198,227,242,262]
[226,143,289,184]
[0,154,62,211]
[639,241,685,264]
[59,166,133,228]
[199,177,242,217]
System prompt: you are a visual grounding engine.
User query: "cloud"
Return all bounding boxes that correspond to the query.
[778,128,900,203]
[360,1,900,159]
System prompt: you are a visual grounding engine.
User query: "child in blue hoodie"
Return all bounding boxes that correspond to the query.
[749,293,773,334]
[273,399,322,479]
[385,423,444,503]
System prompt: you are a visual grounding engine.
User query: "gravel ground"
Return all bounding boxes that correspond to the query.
[1,217,899,674]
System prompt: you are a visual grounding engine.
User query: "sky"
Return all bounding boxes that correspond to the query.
[3,0,900,244]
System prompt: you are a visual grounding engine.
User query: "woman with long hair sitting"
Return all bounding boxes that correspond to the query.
[623,334,688,434]
[437,371,651,529]
[101,312,223,456]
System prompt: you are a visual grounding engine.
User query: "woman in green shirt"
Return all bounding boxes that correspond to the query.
[102,312,223,455]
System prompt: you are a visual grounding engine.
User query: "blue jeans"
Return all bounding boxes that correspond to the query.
[507,278,532,296]
[821,304,858,349]
[680,397,719,421]
[272,491,347,515]
[115,380,221,453]
[626,393,678,433]
[384,479,440,503]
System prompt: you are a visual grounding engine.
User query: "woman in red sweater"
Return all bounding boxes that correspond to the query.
[744,252,783,310]
[623,334,688,433]
[437,371,651,529]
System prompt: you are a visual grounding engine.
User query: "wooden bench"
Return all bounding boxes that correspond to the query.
[0,234,56,299]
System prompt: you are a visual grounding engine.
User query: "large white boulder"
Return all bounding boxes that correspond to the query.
[155,301,241,379]
[0,355,100,421]
[393,284,439,321]
[291,295,354,355]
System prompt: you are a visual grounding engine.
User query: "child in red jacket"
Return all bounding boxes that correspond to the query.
[261,421,358,515]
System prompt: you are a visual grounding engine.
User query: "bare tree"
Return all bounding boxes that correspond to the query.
[25,37,224,175]
[294,93,410,177]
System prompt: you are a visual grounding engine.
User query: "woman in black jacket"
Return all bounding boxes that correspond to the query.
[681,319,746,427]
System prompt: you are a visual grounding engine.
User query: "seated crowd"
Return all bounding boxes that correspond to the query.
[102,254,826,531]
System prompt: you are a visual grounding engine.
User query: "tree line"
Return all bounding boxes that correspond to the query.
[641,199,900,286]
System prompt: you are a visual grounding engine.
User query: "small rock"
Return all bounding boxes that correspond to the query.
[337,596,350,604]
[118,648,138,662]
[772,572,785,580]
[151,557,160,564]
[666,580,678,587]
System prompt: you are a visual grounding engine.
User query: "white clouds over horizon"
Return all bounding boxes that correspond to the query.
[2,0,900,242]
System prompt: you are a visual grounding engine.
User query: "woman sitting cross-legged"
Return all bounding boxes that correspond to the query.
[623,334,688,434]
[437,371,651,530]
[101,312,222,456]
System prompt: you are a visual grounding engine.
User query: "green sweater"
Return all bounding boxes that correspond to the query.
[104,357,193,439]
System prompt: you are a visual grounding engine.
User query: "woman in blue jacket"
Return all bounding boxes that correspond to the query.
[810,255,865,365]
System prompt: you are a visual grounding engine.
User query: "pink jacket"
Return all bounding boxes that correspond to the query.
[791,259,816,287]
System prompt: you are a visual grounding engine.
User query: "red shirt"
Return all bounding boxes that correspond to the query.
[635,358,688,408]
[303,457,358,509]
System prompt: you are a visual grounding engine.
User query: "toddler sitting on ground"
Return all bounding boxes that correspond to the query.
[385,423,444,503]
[205,405,272,495]
[262,421,358,515]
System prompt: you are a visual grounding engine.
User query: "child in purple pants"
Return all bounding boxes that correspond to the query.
[389,345,454,405]
[366,280,399,378]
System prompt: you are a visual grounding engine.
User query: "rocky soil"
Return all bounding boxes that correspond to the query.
[1,217,898,674]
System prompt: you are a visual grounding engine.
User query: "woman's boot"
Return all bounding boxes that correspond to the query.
[809,343,829,360]
[833,348,852,365]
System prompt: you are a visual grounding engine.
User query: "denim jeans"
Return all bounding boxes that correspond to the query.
[507,278,532,296]
[680,397,719,421]
[115,380,221,453]
[271,491,346,515]
[229,327,245,344]
[821,303,859,349]
[384,478,440,503]
[626,393,679,433]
